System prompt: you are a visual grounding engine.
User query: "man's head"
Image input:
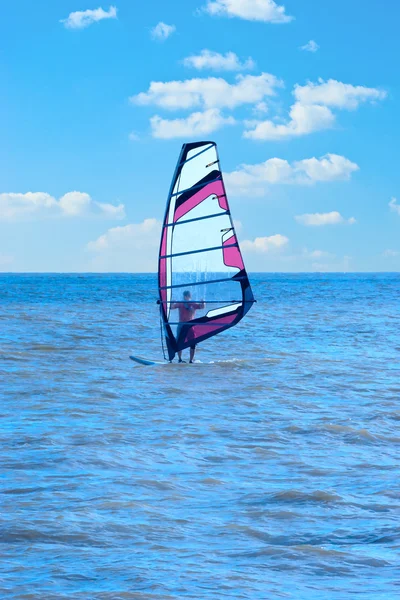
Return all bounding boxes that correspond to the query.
[183,290,191,301]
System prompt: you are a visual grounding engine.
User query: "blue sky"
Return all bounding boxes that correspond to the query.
[1,0,399,272]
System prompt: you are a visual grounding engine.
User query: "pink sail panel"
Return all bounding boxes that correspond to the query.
[159,226,168,305]
[174,179,225,223]
[217,189,228,211]
[184,313,237,344]
[223,235,244,270]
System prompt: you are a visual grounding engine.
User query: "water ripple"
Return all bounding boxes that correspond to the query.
[1,273,399,599]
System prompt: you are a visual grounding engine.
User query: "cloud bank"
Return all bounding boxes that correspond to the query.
[87,219,161,272]
[244,78,387,140]
[61,5,117,30]
[150,109,236,139]
[151,22,176,41]
[241,234,289,253]
[131,73,283,111]
[0,192,125,221]
[183,50,255,71]
[295,212,356,226]
[300,40,319,53]
[224,154,359,196]
[203,0,293,23]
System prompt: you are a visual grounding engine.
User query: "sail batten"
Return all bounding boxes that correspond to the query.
[179,143,214,166]
[158,141,254,361]
[160,275,248,291]
[159,300,254,304]
[163,211,230,228]
[160,243,238,260]
[170,177,222,198]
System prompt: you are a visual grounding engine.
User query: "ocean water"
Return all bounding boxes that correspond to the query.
[1,273,399,600]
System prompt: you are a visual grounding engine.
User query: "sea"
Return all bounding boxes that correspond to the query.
[1,273,399,599]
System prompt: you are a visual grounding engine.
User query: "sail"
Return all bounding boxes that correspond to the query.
[158,141,255,361]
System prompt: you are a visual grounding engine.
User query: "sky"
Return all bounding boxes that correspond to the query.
[1,0,399,272]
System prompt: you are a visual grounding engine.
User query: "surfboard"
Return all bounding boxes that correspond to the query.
[129,355,166,366]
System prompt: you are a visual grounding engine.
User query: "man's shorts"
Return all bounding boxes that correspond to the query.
[177,323,196,350]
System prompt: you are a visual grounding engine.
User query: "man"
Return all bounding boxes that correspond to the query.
[170,291,205,363]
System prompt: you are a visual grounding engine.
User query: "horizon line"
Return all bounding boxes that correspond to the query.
[1,271,400,276]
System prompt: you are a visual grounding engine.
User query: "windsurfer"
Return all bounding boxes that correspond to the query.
[170,291,205,363]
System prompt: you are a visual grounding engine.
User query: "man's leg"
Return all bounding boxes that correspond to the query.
[177,324,185,362]
[189,346,195,363]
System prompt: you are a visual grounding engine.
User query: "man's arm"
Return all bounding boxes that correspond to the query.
[193,300,206,310]
[157,300,178,309]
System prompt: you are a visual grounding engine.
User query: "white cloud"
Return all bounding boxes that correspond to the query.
[183,49,255,71]
[382,249,399,258]
[302,249,336,259]
[224,153,359,196]
[289,249,349,272]
[129,131,140,141]
[59,192,92,216]
[294,78,387,109]
[87,218,161,272]
[96,202,126,219]
[293,248,338,272]
[228,239,353,272]
[0,193,57,219]
[244,78,386,140]
[131,73,283,111]
[244,102,335,140]
[253,101,269,115]
[389,197,400,216]
[295,212,356,226]
[203,0,293,23]
[241,234,289,253]
[0,191,125,221]
[151,22,176,41]
[150,109,236,139]
[300,40,319,53]
[293,154,359,182]
[61,5,117,30]
[87,218,160,252]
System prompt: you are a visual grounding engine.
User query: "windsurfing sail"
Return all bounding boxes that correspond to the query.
[158,141,255,361]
